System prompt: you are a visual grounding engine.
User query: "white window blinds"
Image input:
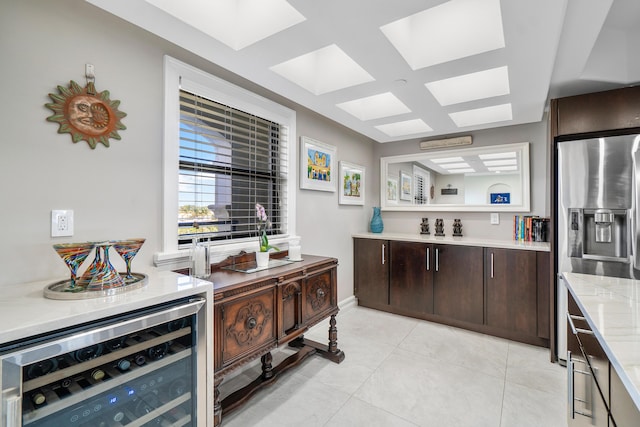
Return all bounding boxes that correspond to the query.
[178,89,288,246]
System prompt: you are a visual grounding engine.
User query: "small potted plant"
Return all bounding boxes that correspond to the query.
[255,203,279,267]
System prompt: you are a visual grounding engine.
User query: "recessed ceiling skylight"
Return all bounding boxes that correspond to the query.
[488,166,518,172]
[380,0,505,70]
[375,119,433,137]
[440,162,470,169]
[483,159,517,167]
[449,103,513,128]
[270,44,375,95]
[479,151,516,160]
[337,92,411,121]
[426,66,510,106]
[431,156,464,163]
[145,0,306,50]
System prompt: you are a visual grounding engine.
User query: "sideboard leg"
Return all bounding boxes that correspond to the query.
[326,314,345,363]
[214,375,223,426]
[288,314,345,363]
[261,351,274,379]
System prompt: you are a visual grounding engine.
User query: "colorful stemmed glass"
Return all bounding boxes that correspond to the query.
[113,238,146,280]
[52,242,95,290]
[77,241,125,291]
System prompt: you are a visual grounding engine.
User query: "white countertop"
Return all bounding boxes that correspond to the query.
[563,272,640,410]
[352,232,550,252]
[0,268,213,345]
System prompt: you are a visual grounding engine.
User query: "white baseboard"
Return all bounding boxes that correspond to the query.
[338,295,357,312]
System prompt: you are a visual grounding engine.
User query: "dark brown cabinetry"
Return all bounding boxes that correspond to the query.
[610,365,640,426]
[485,248,537,336]
[567,290,640,426]
[434,244,483,324]
[354,238,550,347]
[390,241,433,313]
[354,238,389,308]
[551,86,640,137]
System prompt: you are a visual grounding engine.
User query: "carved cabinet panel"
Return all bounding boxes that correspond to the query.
[278,280,302,338]
[218,286,277,368]
[302,269,335,325]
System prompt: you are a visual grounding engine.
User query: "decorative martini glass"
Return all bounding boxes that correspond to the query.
[113,238,145,280]
[53,242,95,291]
[77,241,125,291]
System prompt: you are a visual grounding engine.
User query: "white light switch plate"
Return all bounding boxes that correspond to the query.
[490,212,500,225]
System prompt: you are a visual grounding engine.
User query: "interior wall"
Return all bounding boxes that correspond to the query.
[373,121,549,240]
[0,0,375,302]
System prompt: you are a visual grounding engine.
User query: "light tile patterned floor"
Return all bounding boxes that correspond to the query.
[219,305,567,427]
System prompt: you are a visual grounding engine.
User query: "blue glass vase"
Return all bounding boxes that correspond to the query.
[370,207,384,233]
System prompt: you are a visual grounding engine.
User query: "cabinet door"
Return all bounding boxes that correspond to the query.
[390,241,433,313]
[485,248,537,336]
[302,268,335,325]
[354,238,389,307]
[433,245,484,324]
[610,365,640,427]
[279,280,302,338]
[219,286,277,367]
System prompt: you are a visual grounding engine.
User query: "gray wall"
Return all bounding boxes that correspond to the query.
[0,0,374,304]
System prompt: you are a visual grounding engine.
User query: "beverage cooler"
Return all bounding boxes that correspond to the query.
[0,297,205,427]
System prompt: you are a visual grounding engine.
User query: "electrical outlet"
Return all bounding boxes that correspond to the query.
[490,212,500,225]
[51,210,74,237]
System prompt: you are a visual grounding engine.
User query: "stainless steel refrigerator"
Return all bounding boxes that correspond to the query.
[556,133,640,362]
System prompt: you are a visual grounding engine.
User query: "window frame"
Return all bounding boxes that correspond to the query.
[157,56,297,267]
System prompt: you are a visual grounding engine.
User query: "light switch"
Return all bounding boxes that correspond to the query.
[490,212,499,225]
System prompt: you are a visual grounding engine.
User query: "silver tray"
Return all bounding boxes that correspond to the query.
[43,273,148,300]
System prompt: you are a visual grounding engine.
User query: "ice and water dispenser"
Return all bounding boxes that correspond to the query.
[568,208,629,263]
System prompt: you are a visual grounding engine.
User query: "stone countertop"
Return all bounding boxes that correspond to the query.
[0,268,213,345]
[563,272,640,410]
[352,232,550,252]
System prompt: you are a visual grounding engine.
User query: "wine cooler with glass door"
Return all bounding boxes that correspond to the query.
[0,297,206,427]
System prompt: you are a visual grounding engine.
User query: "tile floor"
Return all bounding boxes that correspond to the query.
[219,305,567,427]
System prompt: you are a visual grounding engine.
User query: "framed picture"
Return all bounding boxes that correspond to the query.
[386,175,398,204]
[300,136,336,192]
[339,161,365,205]
[400,170,412,201]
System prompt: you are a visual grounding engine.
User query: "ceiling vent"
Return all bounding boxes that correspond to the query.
[419,136,473,150]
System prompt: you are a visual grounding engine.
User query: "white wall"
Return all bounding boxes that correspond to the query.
[0,0,375,304]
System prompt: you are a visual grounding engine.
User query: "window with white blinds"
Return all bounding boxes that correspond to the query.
[178,89,288,246]
[413,165,430,205]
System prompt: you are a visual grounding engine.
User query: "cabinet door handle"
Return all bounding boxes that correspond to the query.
[566,312,594,336]
[490,252,494,278]
[435,248,439,272]
[381,244,386,265]
[568,351,575,420]
[426,247,430,271]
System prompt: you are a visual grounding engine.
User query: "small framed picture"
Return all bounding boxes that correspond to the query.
[400,170,412,201]
[300,136,337,192]
[386,175,398,204]
[339,161,365,205]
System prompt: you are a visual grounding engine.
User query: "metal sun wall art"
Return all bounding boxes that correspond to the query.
[45,80,126,149]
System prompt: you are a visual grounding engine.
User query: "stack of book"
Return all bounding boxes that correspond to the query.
[513,216,549,242]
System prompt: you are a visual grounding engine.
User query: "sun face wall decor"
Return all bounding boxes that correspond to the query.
[45,80,126,149]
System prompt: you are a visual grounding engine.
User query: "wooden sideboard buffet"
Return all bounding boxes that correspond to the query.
[179,253,345,426]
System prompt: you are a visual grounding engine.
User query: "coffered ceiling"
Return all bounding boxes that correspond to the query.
[87,0,640,143]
